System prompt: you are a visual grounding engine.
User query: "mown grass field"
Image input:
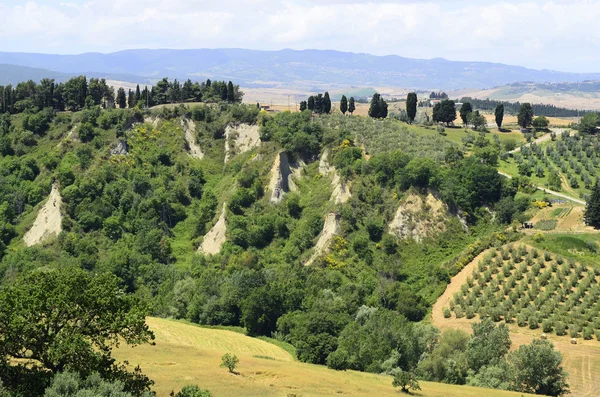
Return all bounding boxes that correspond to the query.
[114,317,538,397]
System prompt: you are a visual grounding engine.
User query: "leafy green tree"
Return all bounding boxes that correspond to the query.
[369,93,388,119]
[578,112,600,135]
[460,102,473,126]
[116,88,127,109]
[532,116,550,131]
[468,110,487,131]
[417,329,469,384]
[220,353,239,373]
[392,369,421,394]
[518,103,534,129]
[348,97,356,115]
[495,104,505,129]
[299,101,307,112]
[43,371,153,397]
[340,95,348,115]
[406,93,417,123]
[466,319,511,372]
[507,339,569,396]
[0,269,154,395]
[585,180,600,228]
[433,100,457,126]
[548,169,562,191]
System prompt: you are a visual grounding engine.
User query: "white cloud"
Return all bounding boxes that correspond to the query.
[0,0,599,72]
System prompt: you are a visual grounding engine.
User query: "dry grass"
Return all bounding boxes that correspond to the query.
[432,245,600,397]
[114,317,536,397]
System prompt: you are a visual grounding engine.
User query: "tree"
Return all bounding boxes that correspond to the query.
[518,103,534,129]
[507,339,569,396]
[466,319,511,372]
[135,84,141,102]
[369,93,388,119]
[460,102,473,126]
[348,97,356,115]
[578,112,600,135]
[340,95,348,115]
[495,104,505,129]
[226,81,234,103]
[127,89,135,108]
[585,180,600,228]
[392,369,421,394]
[323,92,332,114]
[548,170,562,191]
[116,87,127,109]
[406,93,417,123]
[299,101,307,112]
[532,116,550,131]
[307,96,315,111]
[43,371,154,397]
[468,110,487,131]
[0,269,154,395]
[220,353,239,374]
[433,99,457,126]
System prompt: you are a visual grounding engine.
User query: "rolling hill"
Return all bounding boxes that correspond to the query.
[2,48,600,90]
[113,317,539,397]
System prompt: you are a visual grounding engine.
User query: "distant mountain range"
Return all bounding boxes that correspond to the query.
[1,49,600,90]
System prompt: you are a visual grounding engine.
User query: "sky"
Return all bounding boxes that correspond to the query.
[1,0,600,73]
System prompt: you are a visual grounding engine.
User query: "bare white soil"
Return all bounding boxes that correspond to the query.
[199,203,227,255]
[388,192,447,242]
[305,213,340,266]
[181,118,204,160]
[268,152,300,203]
[24,184,63,246]
[224,124,260,163]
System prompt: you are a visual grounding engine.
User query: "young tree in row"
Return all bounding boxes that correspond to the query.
[406,92,417,124]
[495,104,504,129]
[116,87,127,109]
[433,99,457,126]
[368,93,388,119]
[518,103,534,129]
[585,180,600,228]
[340,95,348,115]
[460,102,473,126]
[348,97,356,115]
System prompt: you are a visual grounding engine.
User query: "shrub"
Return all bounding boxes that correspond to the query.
[174,385,213,397]
[542,320,553,333]
[220,353,239,373]
[570,325,580,338]
[443,307,451,319]
[555,322,567,336]
[528,315,539,330]
[517,314,527,327]
[583,327,594,340]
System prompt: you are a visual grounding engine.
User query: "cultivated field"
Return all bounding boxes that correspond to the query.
[114,317,537,397]
[433,245,600,397]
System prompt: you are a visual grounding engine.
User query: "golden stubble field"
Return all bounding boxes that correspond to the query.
[114,317,537,397]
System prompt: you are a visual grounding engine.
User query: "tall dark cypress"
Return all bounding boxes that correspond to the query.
[406,93,417,123]
[585,180,600,228]
[323,92,332,114]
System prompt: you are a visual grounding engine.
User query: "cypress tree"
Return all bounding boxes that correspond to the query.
[495,104,504,129]
[227,81,235,103]
[300,101,307,112]
[369,94,381,118]
[406,93,417,123]
[518,103,534,129]
[378,96,388,118]
[348,97,355,115]
[585,180,600,228]
[127,89,134,108]
[460,102,473,126]
[220,84,228,101]
[324,92,332,114]
[135,84,141,101]
[315,94,324,114]
[307,96,315,111]
[340,95,348,115]
[116,87,127,109]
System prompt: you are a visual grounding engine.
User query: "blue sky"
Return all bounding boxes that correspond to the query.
[1,0,599,73]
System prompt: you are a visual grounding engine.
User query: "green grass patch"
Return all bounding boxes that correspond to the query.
[526,234,600,266]
[534,220,558,231]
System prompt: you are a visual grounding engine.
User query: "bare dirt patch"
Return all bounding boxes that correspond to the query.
[23,184,63,246]
[198,203,227,255]
[224,124,260,163]
[181,118,204,159]
[388,192,447,242]
[305,213,340,266]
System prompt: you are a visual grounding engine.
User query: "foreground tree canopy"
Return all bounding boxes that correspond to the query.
[0,269,154,396]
